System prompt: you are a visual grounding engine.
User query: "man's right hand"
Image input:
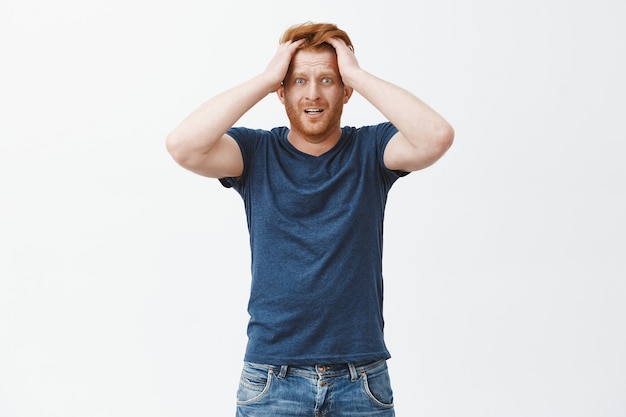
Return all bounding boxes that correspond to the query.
[261,38,306,92]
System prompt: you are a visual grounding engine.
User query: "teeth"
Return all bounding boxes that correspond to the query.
[305,109,323,113]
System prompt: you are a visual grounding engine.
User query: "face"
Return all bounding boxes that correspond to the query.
[278,48,353,144]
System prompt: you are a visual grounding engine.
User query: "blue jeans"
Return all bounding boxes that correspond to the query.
[236,359,395,417]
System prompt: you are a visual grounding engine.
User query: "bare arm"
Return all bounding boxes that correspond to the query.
[327,38,454,173]
[166,39,305,178]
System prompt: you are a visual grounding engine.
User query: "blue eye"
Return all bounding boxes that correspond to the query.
[296,79,305,84]
[321,78,332,84]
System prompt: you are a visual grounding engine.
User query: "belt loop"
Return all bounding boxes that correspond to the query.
[278,365,288,379]
[348,363,358,382]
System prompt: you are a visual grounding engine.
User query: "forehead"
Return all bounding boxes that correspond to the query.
[288,48,338,74]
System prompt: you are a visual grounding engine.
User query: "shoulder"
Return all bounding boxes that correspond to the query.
[341,123,399,154]
[343,122,398,141]
[226,126,288,154]
[228,126,288,140]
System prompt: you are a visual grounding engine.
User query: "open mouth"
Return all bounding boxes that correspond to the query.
[304,108,324,114]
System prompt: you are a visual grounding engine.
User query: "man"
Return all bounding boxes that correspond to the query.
[166,22,453,417]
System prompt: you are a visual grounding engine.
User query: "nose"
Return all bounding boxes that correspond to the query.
[305,82,320,101]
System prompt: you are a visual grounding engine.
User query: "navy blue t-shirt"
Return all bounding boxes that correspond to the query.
[220,122,406,365]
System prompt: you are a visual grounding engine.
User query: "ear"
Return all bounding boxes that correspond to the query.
[277,84,286,105]
[343,86,354,104]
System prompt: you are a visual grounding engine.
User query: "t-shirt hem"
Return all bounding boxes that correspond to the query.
[243,351,391,366]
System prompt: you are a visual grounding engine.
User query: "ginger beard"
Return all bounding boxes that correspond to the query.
[283,95,345,143]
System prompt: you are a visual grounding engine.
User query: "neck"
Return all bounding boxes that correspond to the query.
[287,127,342,156]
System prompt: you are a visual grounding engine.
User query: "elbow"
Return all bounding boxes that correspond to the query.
[421,121,454,169]
[165,131,188,166]
[428,120,454,161]
[437,121,455,155]
[390,121,455,173]
[165,130,180,157]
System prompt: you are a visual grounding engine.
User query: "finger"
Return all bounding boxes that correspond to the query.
[326,37,342,48]
[284,38,306,50]
[327,37,353,53]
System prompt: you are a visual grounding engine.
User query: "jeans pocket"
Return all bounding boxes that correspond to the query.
[236,364,273,405]
[362,364,394,408]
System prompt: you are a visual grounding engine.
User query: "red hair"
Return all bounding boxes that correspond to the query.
[279,22,354,52]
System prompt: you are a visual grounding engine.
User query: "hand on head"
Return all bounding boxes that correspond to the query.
[263,38,306,91]
[325,37,361,87]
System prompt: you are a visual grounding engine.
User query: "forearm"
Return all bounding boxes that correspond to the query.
[167,40,304,161]
[347,69,451,145]
[166,74,275,157]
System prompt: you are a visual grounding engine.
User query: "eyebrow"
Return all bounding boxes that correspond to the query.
[290,69,337,78]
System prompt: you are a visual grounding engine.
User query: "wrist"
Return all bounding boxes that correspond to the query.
[256,72,284,94]
[341,68,368,90]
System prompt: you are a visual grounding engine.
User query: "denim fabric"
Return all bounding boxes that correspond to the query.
[236,359,395,417]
